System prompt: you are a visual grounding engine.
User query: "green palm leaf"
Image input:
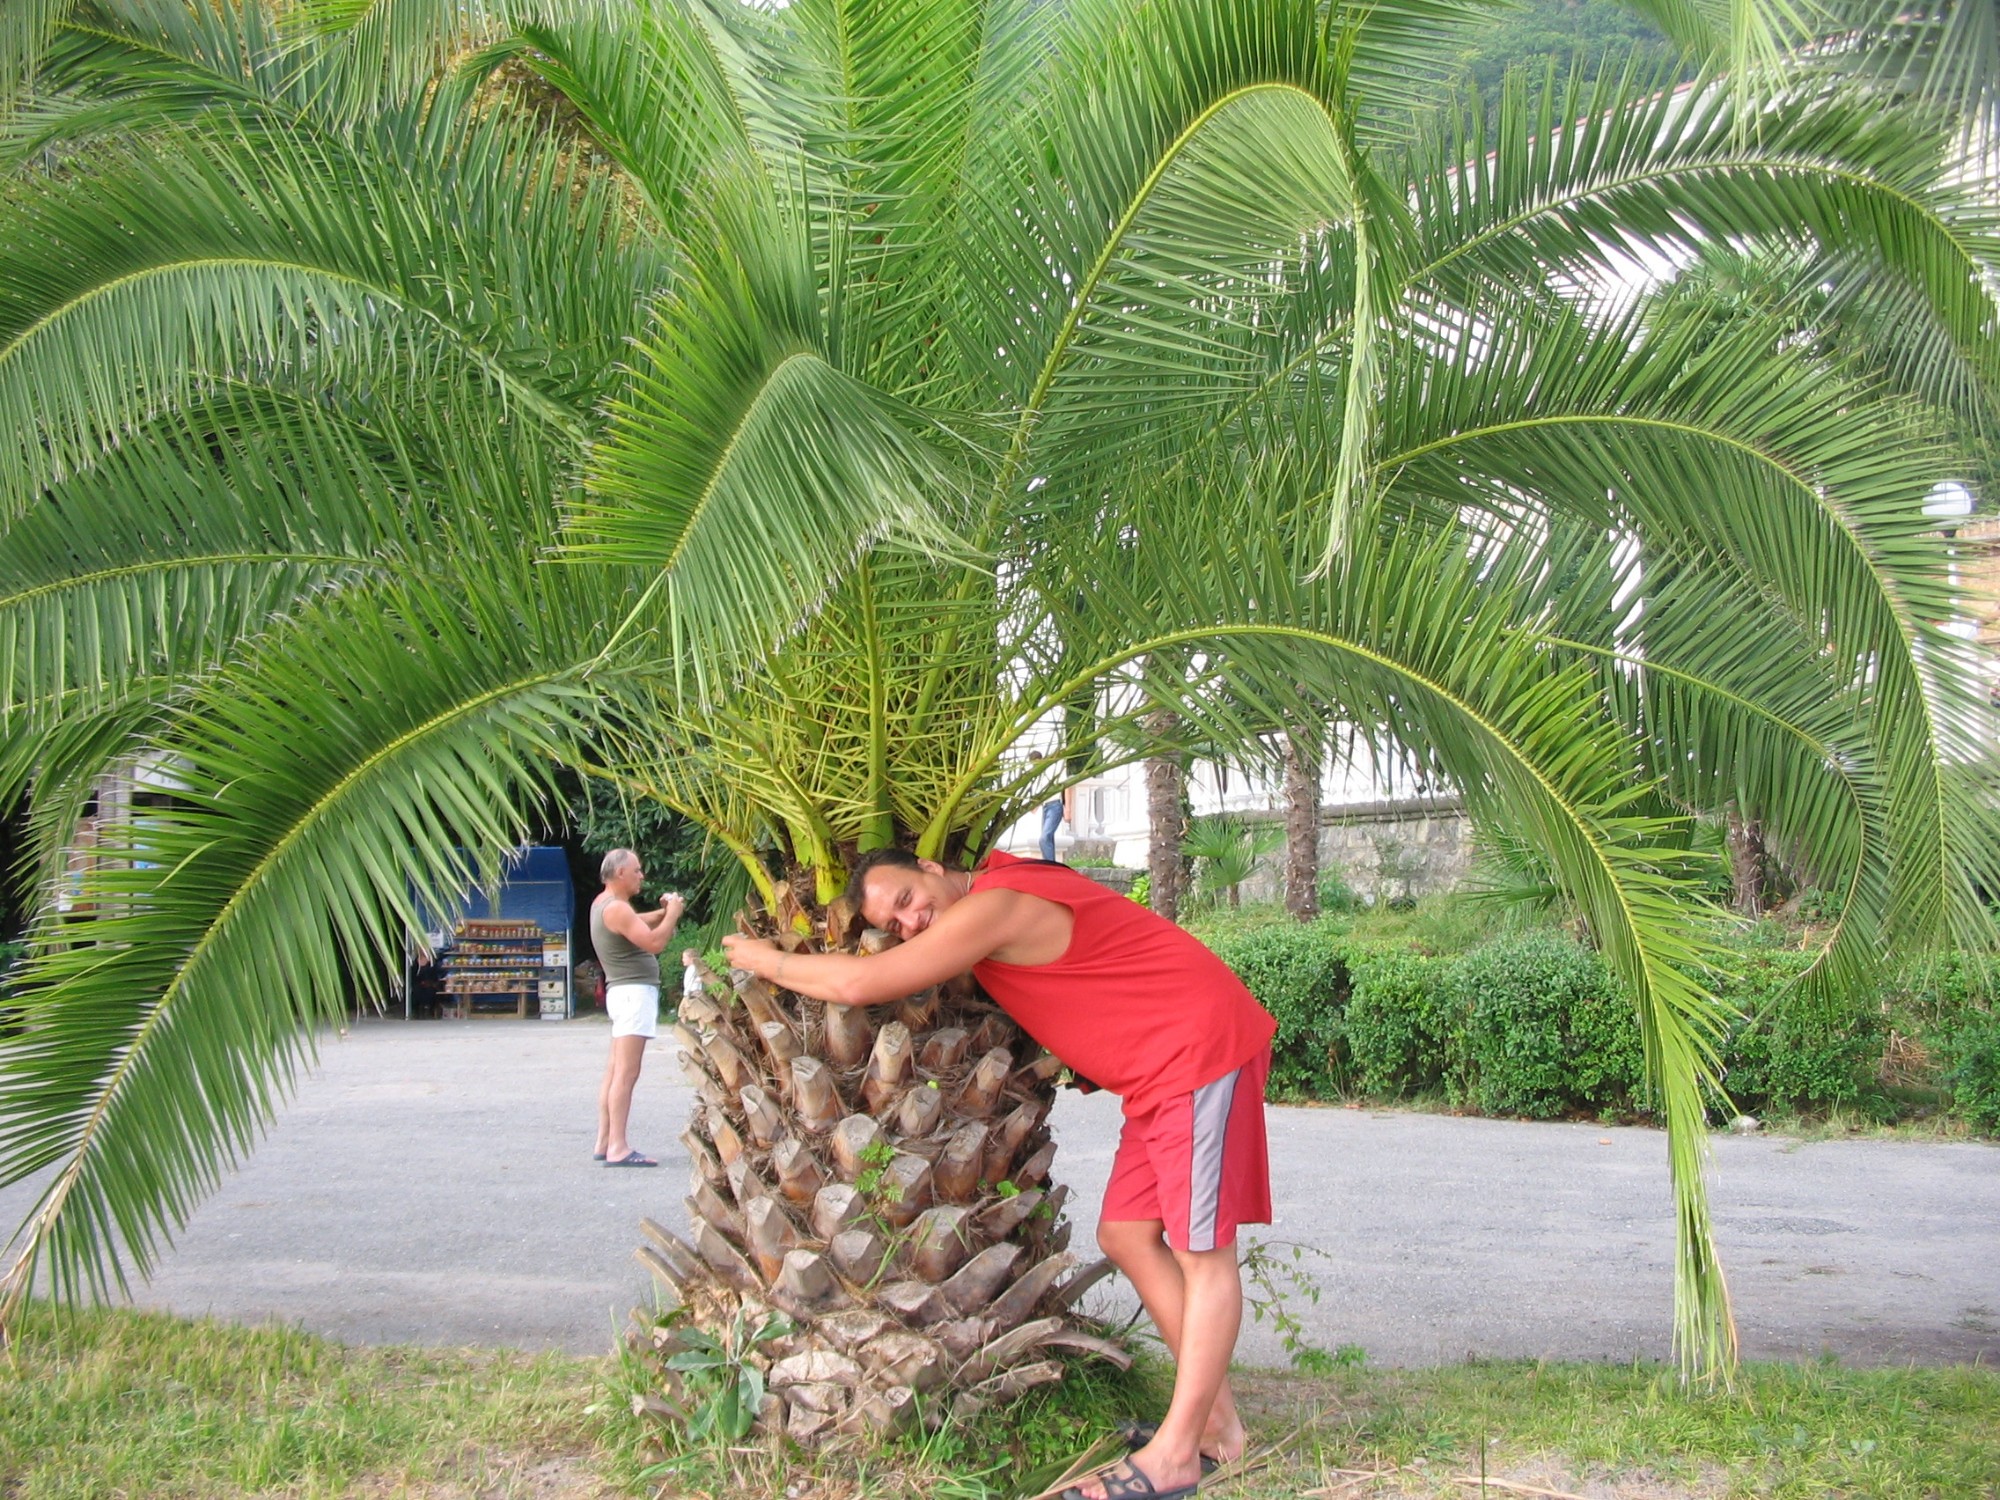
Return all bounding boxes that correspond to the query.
[0,574,606,1314]
[574,169,977,683]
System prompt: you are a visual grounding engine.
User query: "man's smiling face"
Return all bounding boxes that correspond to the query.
[859,859,961,939]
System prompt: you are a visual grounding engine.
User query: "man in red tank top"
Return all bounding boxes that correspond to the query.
[722,847,1277,1500]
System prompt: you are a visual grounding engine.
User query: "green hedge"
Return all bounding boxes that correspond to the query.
[1893,955,1999,1130]
[1712,948,1885,1113]
[1344,934,1645,1117]
[1194,907,1996,1132]
[1201,918,1351,1097]
[1452,932,1644,1118]
[1942,1009,2000,1133]
[1345,948,1453,1098]
[1887,951,2000,1028]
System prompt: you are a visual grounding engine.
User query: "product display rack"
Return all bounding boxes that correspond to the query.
[440,919,565,1018]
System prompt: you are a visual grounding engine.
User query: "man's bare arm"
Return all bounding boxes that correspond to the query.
[721,888,1048,1005]
[606,894,685,955]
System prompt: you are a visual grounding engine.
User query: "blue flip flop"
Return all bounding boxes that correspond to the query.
[604,1150,657,1167]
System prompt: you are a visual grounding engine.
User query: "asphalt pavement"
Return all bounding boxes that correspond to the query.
[3,1016,1994,1368]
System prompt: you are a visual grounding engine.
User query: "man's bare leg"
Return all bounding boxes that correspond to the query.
[594,1051,617,1156]
[598,1035,647,1160]
[1079,1219,1247,1495]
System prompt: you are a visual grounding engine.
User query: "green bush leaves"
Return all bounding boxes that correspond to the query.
[1206,915,1995,1129]
[1202,919,1353,1097]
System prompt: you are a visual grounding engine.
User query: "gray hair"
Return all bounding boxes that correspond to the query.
[600,848,638,883]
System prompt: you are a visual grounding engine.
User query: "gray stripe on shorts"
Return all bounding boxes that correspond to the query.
[1186,1066,1240,1253]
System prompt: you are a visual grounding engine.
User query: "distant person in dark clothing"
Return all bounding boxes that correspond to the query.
[589,848,683,1167]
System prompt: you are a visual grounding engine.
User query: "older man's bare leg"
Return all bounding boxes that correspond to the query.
[595,1034,647,1161]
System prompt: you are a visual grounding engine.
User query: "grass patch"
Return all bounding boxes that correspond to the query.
[1740,1103,1982,1144]
[605,1339,1999,1500]
[5,1308,1997,1498]
[0,1303,616,1498]
[599,1322,1173,1499]
[1233,1359,2000,1499]
[1342,893,1547,958]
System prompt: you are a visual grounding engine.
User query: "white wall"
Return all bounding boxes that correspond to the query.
[995,729,1439,868]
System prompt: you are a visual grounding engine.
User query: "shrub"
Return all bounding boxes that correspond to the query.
[1715,948,1884,1114]
[1203,919,1352,1097]
[1193,900,1980,1126]
[1451,931,1643,1118]
[1887,951,2000,1031]
[1183,814,1282,910]
[1942,1010,2000,1134]
[1345,947,1455,1098]
[1791,886,1845,924]
[1317,869,1361,913]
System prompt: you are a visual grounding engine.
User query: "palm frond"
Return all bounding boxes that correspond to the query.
[0,112,651,519]
[1055,499,1744,1372]
[0,0,76,110]
[0,392,410,727]
[575,171,976,686]
[1622,0,1835,78]
[1401,61,1999,385]
[1363,284,2000,950]
[0,572,607,1318]
[960,0,1368,511]
[285,0,511,119]
[1,0,320,164]
[496,0,796,237]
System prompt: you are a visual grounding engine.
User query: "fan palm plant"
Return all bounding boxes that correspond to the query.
[1184,815,1285,911]
[1,0,1996,1432]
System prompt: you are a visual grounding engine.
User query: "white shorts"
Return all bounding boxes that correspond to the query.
[606,983,660,1039]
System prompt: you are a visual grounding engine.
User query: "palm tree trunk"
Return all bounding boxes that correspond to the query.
[646,897,1126,1446]
[1145,711,1185,921]
[1726,808,1771,916]
[1282,734,1319,922]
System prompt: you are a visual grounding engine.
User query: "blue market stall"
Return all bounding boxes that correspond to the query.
[407,846,575,1020]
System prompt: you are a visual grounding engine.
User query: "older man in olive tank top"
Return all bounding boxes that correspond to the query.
[591,848,684,1167]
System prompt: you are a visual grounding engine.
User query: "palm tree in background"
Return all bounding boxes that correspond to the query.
[1,0,1996,1426]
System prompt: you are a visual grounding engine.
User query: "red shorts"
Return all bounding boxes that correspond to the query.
[1100,1045,1271,1252]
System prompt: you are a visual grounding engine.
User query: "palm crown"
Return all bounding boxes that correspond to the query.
[1,0,1996,1390]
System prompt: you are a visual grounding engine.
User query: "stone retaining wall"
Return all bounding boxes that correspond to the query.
[1069,798,1471,906]
[1231,797,1470,905]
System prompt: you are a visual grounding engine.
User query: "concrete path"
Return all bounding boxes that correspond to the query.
[3,1017,1994,1368]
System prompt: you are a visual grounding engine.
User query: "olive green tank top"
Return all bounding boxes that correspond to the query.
[590,896,660,988]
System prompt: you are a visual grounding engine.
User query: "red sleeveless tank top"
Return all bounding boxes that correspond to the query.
[970,851,1276,1111]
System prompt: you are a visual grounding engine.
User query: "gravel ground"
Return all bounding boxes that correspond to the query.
[3,1016,1994,1367]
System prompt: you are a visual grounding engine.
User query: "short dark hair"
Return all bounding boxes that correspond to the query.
[843,846,923,909]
